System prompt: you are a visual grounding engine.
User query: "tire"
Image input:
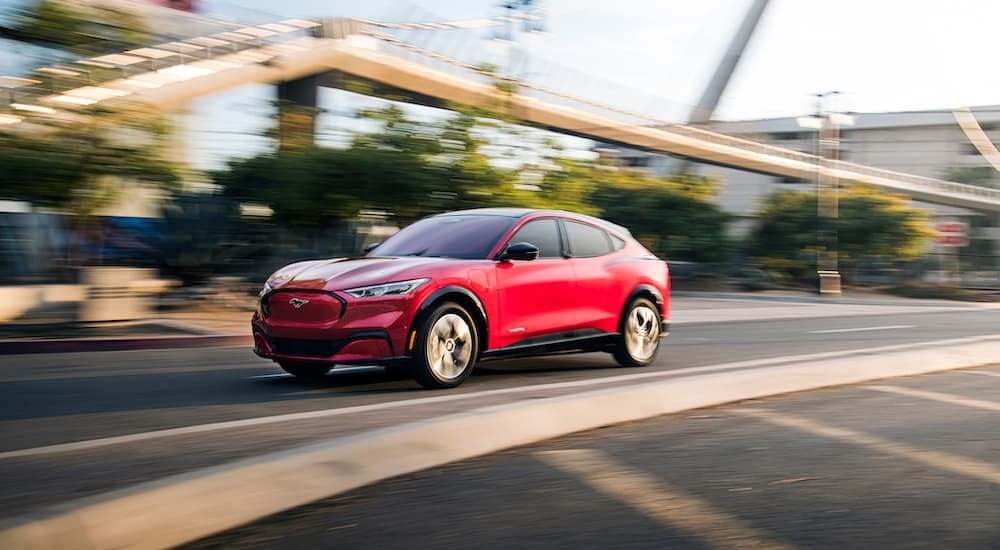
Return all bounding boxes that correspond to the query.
[612,297,661,367]
[279,361,331,379]
[411,302,479,389]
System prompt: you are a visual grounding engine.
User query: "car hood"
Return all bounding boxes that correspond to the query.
[267,256,458,292]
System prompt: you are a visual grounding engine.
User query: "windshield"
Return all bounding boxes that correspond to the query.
[370,214,519,259]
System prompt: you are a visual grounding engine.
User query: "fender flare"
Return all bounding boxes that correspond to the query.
[620,284,667,333]
[410,286,489,353]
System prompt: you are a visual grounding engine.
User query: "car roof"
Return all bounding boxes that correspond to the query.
[436,208,633,237]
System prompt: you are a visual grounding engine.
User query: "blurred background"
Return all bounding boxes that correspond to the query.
[2,0,1000,327]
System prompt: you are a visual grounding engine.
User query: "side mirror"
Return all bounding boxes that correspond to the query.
[497,242,540,262]
[363,242,382,255]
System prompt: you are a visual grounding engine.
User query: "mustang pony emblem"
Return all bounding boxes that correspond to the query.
[288,298,310,309]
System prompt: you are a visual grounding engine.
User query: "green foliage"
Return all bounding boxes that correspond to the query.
[9,0,152,56]
[749,186,934,280]
[0,108,179,216]
[351,105,442,156]
[215,104,730,260]
[590,168,730,262]
[944,165,996,188]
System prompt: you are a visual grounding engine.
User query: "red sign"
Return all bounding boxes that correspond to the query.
[935,221,968,248]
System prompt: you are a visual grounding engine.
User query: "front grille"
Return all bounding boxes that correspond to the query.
[270,337,336,358]
[262,291,346,322]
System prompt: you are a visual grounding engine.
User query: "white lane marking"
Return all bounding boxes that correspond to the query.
[809,325,914,334]
[4,333,999,460]
[959,370,1000,378]
[538,449,793,550]
[733,408,1000,484]
[866,385,1000,412]
[247,373,290,380]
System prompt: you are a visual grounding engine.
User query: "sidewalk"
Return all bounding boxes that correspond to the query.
[0,302,253,354]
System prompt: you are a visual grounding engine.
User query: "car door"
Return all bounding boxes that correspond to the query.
[562,219,624,332]
[494,217,576,347]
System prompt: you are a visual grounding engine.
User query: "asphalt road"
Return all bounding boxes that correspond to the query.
[185,363,1000,549]
[0,296,997,518]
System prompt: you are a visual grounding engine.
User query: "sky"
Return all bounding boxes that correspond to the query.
[180,0,1000,169]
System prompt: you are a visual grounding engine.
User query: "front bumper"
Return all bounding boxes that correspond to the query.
[252,289,413,364]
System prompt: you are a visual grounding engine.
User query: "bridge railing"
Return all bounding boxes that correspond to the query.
[363,29,1000,203]
[1,17,321,110]
[5,15,999,205]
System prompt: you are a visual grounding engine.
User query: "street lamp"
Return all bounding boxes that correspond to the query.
[797,91,854,295]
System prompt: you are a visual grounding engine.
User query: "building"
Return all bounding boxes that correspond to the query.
[607,105,1000,236]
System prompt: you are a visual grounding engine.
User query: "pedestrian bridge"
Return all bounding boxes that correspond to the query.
[5,17,1000,212]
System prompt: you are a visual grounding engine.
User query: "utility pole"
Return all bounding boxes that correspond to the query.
[798,91,854,295]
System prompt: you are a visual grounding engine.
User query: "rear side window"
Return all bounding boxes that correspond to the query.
[564,220,614,258]
[508,218,562,258]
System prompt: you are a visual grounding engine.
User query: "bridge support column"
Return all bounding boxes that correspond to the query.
[276,75,320,151]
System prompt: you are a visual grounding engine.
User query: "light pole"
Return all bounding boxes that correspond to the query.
[797,91,854,295]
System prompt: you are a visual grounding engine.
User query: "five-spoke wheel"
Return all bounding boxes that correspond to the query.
[412,302,479,388]
[612,297,661,367]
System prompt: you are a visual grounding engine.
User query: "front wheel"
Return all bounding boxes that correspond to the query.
[279,361,330,379]
[612,297,661,367]
[411,302,479,389]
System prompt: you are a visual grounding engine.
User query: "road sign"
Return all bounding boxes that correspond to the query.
[935,221,968,248]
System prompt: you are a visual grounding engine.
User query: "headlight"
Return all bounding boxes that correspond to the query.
[344,278,430,298]
[259,281,272,297]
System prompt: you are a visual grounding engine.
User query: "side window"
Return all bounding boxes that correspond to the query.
[564,220,613,258]
[508,219,562,258]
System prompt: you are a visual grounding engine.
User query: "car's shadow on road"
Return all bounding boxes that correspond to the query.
[255,352,625,392]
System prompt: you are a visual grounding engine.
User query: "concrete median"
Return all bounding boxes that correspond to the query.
[2,335,999,549]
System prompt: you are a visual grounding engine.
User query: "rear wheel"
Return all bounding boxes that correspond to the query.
[279,361,330,379]
[612,297,661,367]
[412,302,479,389]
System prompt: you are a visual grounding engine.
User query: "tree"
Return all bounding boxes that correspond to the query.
[943,166,996,188]
[0,107,179,216]
[590,168,730,263]
[748,186,934,281]
[216,102,738,266]
[4,0,152,56]
[219,105,509,227]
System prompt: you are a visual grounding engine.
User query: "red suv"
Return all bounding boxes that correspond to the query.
[253,208,670,388]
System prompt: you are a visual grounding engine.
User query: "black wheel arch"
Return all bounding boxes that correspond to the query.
[409,286,489,356]
[621,284,665,323]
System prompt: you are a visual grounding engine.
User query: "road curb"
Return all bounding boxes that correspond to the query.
[0,334,252,354]
[2,338,999,549]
